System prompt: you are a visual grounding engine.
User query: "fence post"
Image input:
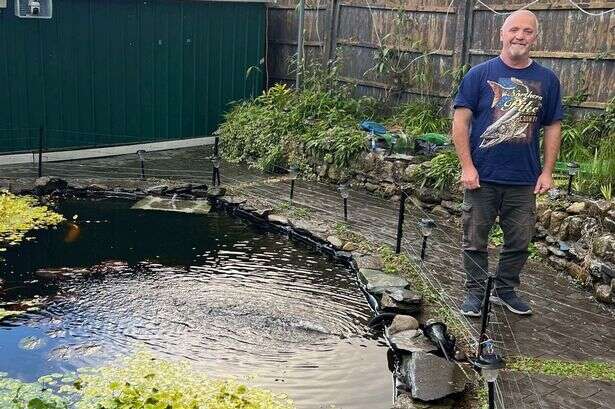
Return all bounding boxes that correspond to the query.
[38,127,44,178]
[324,0,340,64]
[455,0,474,70]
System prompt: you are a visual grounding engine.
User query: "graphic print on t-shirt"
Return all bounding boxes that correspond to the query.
[479,77,543,149]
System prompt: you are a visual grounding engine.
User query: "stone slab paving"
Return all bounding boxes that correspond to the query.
[1,146,614,408]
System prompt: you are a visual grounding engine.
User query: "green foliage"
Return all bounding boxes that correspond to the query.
[274,203,312,220]
[0,352,294,409]
[558,97,615,197]
[387,99,451,136]
[411,150,460,191]
[508,356,615,381]
[488,224,504,247]
[220,61,379,171]
[0,191,64,252]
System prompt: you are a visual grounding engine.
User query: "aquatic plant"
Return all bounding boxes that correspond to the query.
[0,352,295,409]
[0,191,64,252]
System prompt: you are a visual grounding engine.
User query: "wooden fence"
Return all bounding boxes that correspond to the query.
[266,0,614,110]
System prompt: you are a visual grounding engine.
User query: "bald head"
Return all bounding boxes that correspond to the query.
[499,9,539,66]
[502,10,539,33]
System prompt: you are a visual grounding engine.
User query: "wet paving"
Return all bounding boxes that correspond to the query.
[2,146,615,408]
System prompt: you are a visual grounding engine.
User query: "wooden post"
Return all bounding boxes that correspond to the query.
[324,0,340,64]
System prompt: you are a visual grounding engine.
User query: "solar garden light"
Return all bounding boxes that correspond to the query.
[338,183,349,221]
[566,162,579,196]
[418,218,436,260]
[212,155,221,187]
[288,164,299,203]
[472,339,505,409]
[136,149,146,180]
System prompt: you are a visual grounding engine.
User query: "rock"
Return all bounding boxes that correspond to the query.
[402,164,420,183]
[387,154,418,163]
[592,235,615,263]
[548,246,566,258]
[267,214,289,225]
[567,263,589,283]
[431,205,450,218]
[33,177,68,195]
[534,242,549,257]
[290,219,328,240]
[389,330,437,353]
[549,211,568,232]
[167,183,193,194]
[192,189,208,198]
[380,292,421,314]
[206,187,226,198]
[539,209,552,227]
[548,256,568,270]
[254,208,273,218]
[568,242,588,260]
[358,269,409,295]
[605,217,615,234]
[560,216,584,241]
[601,261,615,280]
[342,242,358,251]
[388,315,420,335]
[145,185,168,195]
[401,351,467,401]
[326,235,344,249]
[533,225,548,239]
[594,284,612,303]
[384,288,422,304]
[545,235,557,244]
[440,200,461,215]
[365,182,379,192]
[225,196,247,205]
[566,202,586,214]
[392,394,454,409]
[356,255,385,270]
[417,188,441,205]
[586,199,612,216]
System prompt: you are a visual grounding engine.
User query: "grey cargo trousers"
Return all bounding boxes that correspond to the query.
[461,182,536,295]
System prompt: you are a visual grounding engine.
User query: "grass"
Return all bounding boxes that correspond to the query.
[273,202,312,220]
[507,357,615,381]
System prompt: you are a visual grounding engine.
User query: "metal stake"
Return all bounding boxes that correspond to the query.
[38,127,43,178]
[290,179,295,203]
[567,174,573,196]
[477,275,495,357]
[343,197,348,221]
[420,236,428,260]
[395,190,407,254]
[488,381,495,409]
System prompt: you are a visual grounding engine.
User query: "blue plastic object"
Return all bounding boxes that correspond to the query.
[360,120,388,135]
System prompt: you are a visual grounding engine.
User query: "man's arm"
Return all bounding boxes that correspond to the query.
[452,108,480,190]
[534,121,562,194]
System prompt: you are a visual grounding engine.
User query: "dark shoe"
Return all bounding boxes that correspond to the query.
[460,293,482,317]
[491,291,532,315]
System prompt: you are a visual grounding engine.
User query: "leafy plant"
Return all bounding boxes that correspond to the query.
[411,150,460,191]
[387,99,450,136]
[488,224,504,247]
[600,183,612,200]
[0,191,64,252]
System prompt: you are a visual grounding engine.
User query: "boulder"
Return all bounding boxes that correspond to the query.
[401,351,467,401]
[326,235,344,249]
[388,315,420,335]
[206,187,226,198]
[342,242,358,251]
[594,283,612,304]
[548,256,568,270]
[539,209,552,228]
[566,202,586,214]
[549,211,568,233]
[267,214,289,225]
[440,200,461,215]
[355,255,385,270]
[586,199,612,216]
[431,205,450,218]
[592,235,615,263]
[389,330,438,354]
[33,177,68,195]
[605,217,615,234]
[358,269,409,295]
[381,292,421,314]
[417,188,441,205]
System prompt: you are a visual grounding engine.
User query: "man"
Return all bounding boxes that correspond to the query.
[452,10,563,316]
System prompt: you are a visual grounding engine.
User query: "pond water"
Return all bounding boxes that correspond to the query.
[0,198,392,408]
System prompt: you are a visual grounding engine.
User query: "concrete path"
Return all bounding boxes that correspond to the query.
[2,146,614,408]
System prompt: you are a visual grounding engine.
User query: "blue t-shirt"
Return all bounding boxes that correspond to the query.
[453,57,564,185]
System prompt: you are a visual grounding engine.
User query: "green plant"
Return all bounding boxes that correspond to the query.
[508,356,615,381]
[387,99,450,136]
[0,191,64,252]
[600,183,613,200]
[411,150,460,191]
[488,224,504,247]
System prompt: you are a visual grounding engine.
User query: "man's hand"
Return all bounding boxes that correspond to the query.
[461,165,481,190]
[534,172,553,194]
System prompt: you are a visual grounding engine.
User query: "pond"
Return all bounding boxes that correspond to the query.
[0,198,391,408]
